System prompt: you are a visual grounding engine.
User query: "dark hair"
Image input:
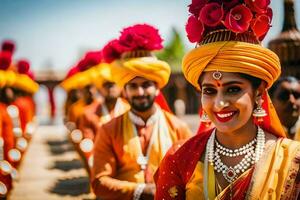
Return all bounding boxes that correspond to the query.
[197,72,262,90]
[269,76,298,98]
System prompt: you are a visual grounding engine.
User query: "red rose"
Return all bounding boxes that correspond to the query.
[188,0,208,17]
[199,3,224,27]
[186,15,205,43]
[119,24,163,51]
[245,0,270,14]
[251,14,271,40]
[224,5,253,33]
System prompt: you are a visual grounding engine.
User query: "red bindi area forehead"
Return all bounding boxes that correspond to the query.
[200,71,249,87]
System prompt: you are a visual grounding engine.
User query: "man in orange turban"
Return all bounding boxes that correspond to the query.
[91,24,192,200]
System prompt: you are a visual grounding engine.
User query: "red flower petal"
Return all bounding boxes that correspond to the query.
[245,0,270,14]
[199,3,224,27]
[188,0,208,17]
[266,7,273,20]
[66,66,80,78]
[251,14,271,39]
[186,15,205,43]
[102,39,123,63]
[213,0,240,10]
[1,40,15,54]
[224,5,253,33]
[0,51,12,70]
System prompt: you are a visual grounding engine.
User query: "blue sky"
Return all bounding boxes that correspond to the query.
[0,0,299,73]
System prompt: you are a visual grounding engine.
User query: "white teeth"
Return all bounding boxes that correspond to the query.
[217,112,234,118]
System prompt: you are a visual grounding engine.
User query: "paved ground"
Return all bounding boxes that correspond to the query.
[8,115,200,200]
[9,125,95,200]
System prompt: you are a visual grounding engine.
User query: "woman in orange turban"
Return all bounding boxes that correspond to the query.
[155,0,300,199]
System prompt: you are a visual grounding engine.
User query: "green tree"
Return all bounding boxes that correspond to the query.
[156,27,186,73]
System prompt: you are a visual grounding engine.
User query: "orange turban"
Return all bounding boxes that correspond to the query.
[110,57,171,89]
[182,41,281,91]
[182,41,285,138]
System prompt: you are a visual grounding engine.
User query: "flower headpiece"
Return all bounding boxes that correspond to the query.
[186,0,272,44]
[17,59,30,74]
[0,51,12,70]
[102,24,163,62]
[1,40,15,54]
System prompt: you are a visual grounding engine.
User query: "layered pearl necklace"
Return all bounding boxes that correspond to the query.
[207,126,265,183]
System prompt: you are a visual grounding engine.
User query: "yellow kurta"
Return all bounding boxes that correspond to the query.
[91,108,192,200]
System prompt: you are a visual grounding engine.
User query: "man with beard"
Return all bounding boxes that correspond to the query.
[91,24,192,200]
[270,76,300,139]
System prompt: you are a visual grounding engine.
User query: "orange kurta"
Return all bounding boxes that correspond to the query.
[0,103,15,161]
[12,97,32,133]
[78,98,130,140]
[91,109,192,200]
[67,99,86,126]
[23,96,35,121]
[0,110,13,193]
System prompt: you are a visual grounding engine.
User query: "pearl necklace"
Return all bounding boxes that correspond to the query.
[215,138,256,157]
[207,127,265,183]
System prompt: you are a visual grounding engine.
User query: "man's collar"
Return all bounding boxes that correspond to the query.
[128,107,160,126]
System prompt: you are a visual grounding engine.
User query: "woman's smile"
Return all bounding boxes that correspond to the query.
[214,111,238,123]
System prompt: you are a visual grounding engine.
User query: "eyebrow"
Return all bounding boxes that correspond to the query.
[202,81,243,87]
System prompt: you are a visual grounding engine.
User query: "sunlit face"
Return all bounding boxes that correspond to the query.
[123,77,159,112]
[99,81,121,102]
[272,81,300,128]
[200,72,257,133]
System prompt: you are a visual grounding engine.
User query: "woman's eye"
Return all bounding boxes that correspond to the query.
[202,88,216,95]
[227,86,241,94]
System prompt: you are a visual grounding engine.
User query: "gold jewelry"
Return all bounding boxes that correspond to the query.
[252,96,267,122]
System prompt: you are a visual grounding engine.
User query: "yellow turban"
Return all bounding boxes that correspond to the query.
[92,63,114,89]
[4,70,17,87]
[110,57,171,88]
[182,41,281,90]
[60,70,90,91]
[14,74,39,94]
